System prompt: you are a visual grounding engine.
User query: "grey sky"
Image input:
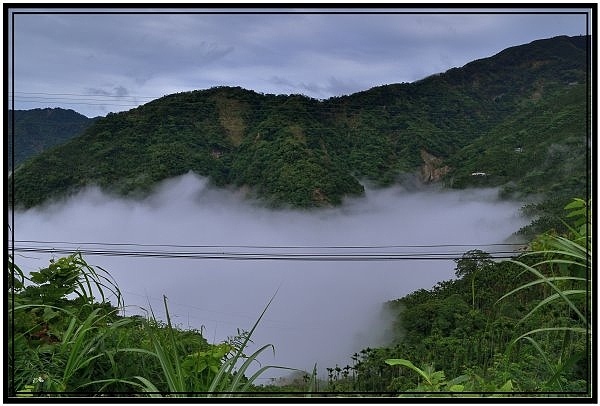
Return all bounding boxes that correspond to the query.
[8,6,590,117]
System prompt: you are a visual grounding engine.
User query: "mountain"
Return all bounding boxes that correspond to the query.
[9,35,590,232]
[7,108,97,170]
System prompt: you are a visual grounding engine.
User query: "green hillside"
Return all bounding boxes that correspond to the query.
[10,35,590,232]
[8,108,97,170]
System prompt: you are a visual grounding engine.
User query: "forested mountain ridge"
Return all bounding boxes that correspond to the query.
[10,35,590,230]
[7,108,97,170]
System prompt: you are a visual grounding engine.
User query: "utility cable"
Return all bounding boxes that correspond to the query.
[9,241,524,261]
[11,239,526,249]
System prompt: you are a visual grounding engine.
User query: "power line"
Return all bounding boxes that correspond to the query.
[10,248,521,261]
[9,240,524,261]
[12,239,526,249]
[12,100,143,107]
[10,91,159,100]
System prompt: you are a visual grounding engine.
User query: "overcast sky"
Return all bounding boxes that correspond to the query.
[8,6,590,117]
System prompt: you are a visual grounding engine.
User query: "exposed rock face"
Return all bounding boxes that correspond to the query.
[420,149,451,183]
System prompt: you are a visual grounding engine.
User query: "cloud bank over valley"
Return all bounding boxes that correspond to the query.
[10,172,530,379]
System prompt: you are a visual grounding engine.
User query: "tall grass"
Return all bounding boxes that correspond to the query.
[499,199,590,332]
[498,198,591,390]
[123,292,313,397]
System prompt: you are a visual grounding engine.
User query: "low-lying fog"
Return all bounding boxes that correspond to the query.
[10,172,529,383]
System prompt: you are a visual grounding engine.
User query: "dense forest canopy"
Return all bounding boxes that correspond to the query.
[7,108,97,170]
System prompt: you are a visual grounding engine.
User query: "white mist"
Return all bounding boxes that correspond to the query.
[10,172,529,381]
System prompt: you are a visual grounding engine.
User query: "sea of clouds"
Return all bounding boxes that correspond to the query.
[10,172,530,382]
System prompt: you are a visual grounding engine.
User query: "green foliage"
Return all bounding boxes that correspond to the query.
[385,359,475,393]
[448,82,590,237]
[8,253,127,395]
[8,108,96,170]
[20,253,122,307]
